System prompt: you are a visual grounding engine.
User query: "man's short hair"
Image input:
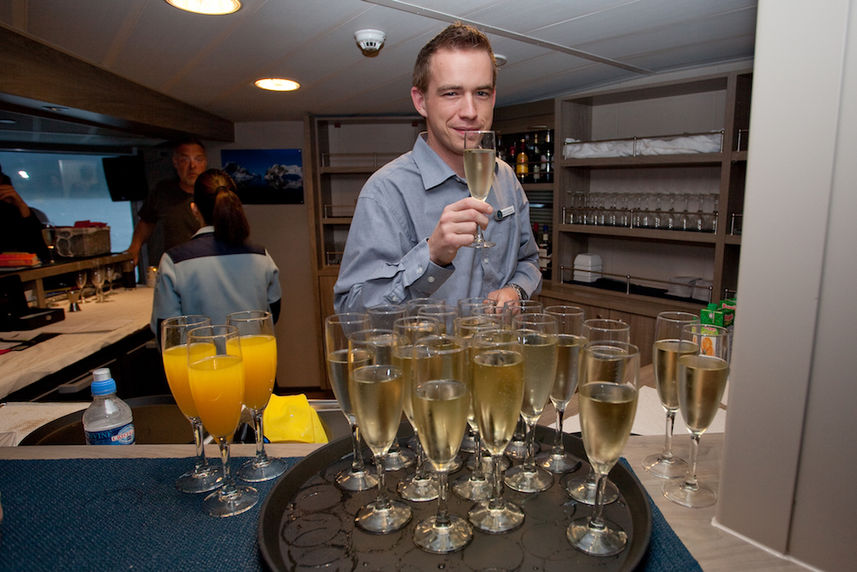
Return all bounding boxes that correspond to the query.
[412,22,496,93]
[171,137,206,155]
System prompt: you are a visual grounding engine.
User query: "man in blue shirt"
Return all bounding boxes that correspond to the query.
[334,23,540,313]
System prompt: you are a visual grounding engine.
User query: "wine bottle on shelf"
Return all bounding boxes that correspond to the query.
[538,224,552,280]
[531,133,542,183]
[542,130,553,184]
[515,137,529,183]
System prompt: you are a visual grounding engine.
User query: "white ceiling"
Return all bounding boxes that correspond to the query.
[0,0,757,141]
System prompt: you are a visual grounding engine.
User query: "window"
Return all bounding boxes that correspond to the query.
[0,151,135,252]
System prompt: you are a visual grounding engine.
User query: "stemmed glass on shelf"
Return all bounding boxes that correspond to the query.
[536,305,586,474]
[467,328,526,534]
[565,318,630,505]
[642,311,699,478]
[75,271,88,303]
[664,323,730,508]
[392,315,442,502]
[91,266,106,302]
[349,328,412,533]
[567,340,640,557]
[323,313,377,492]
[187,324,258,517]
[160,315,222,494]
[463,130,496,248]
[504,312,558,494]
[226,310,288,482]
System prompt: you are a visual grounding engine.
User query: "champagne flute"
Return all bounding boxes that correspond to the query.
[393,315,441,502]
[406,297,440,316]
[160,315,222,493]
[504,312,558,493]
[350,361,412,533]
[187,324,258,517]
[467,328,526,533]
[643,311,699,478]
[457,296,497,318]
[664,323,730,508]
[567,341,639,556]
[418,303,458,335]
[413,379,472,553]
[565,318,630,505]
[91,266,105,303]
[324,313,377,492]
[75,271,88,303]
[227,310,288,482]
[367,303,415,471]
[463,130,496,248]
[537,305,586,474]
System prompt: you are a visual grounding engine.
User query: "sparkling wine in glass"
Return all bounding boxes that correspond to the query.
[664,323,730,508]
[567,341,639,557]
[565,318,630,505]
[463,130,496,249]
[467,328,526,534]
[324,313,377,492]
[350,363,412,533]
[643,311,699,478]
[161,315,221,494]
[537,305,586,474]
[227,310,288,482]
[504,312,558,494]
[187,324,258,517]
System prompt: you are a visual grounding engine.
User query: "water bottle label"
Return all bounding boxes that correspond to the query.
[85,423,136,445]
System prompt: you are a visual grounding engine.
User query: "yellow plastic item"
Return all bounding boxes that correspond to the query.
[262,394,328,444]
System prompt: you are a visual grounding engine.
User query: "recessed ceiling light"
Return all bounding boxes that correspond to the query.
[43,105,68,112]
[254,78,301,92]
[164,0,241,15]
[495,54,508,68]
[0,119,15,125]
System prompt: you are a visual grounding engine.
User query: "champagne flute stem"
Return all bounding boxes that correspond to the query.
[472,430,485,479]
[662,410,676,460]
[349,422,365,471]
[414,434,429,478]
[191,418,209,469]
[684,433,701,490]
[373,453,390,508]
[489,454,503,509]
[523,420,537,471]
[435,470,451,526]
[252,408,268,462]
[590,473,608,530]
[218,438,237,496]
[552,406,566,454]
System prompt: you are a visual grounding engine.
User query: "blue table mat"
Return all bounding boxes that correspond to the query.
[0,456,699,571]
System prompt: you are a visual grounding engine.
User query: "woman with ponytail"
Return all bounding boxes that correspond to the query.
[151,168,281,332]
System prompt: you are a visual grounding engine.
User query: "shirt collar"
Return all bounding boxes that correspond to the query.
[412,133,466,192]
[193,225,214,237]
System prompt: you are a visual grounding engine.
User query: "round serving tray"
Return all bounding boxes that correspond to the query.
[258,425,651,571]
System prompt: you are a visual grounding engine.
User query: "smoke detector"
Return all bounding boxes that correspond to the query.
[355,29,386,56]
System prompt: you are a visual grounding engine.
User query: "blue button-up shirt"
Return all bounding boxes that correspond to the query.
[333,134,541,313]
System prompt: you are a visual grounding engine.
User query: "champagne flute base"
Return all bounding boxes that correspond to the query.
[413,515,473,554]
[467,499,525,534]
[335,467,378,492]
[459,430,478,454]
[505,437,530,461]
[464,239,495,248]
[565,472,619,505]
[451,471,492,501]
[504,464,553,493]
[383,443,416,471]
[566,516,628,557]
[203,484,259,518]
[175,464,223,494]
[238,456,289,482]
[536,450,582,474]
[642,452,688,479]
[663,479,717,508]
[466,452,507,472]
[397,473,439,502]
[355,499,412,533]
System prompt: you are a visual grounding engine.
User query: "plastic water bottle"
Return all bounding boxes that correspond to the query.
[82,368,135,445]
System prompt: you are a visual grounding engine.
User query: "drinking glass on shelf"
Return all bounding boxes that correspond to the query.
[351,362,412,534]
[75,271,88,303]
[504,312,558,493]
[412,378,472,553]
[226,310,288,482]
[565,318,630,505]
[537,305,586,474]
[187,324,258,517]
[643,311,699,478]
[467,328,526,533]
[664,323,730,508]
[160,315,221,494]
[91,266,106,302]
[323,313,377,492]
[463,130,496,248]
[567,341,640,557]
[392,315,442,502]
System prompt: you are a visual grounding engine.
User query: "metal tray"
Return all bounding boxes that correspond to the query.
[258,425,651,571]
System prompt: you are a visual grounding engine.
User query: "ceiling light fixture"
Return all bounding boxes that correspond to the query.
[494,54,508,68]
[254,78,301,92]
[164,0,241,15]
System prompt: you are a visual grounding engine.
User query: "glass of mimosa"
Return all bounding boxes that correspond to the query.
[226,310,288,482]
[567,341,639,557]
[187,324,258,517]
[664,323,730,508]
[463,130,496,248]
[161,314,222,493]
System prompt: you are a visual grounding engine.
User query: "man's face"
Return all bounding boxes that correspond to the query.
[411,48,496,171]
[173,143,207,191]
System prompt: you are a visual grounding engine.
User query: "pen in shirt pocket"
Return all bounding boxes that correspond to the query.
[494,205,515,221]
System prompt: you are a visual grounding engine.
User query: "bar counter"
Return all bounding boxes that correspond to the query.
[0,435,802,570]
